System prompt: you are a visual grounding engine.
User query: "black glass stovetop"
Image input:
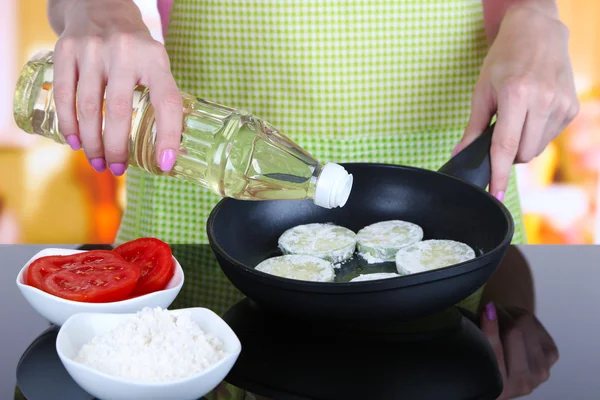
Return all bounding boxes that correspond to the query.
[13,244,501,400]
[16,297,501,400]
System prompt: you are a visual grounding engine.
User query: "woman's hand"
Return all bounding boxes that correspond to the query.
[50,0,182,175]
[481,302,559,399]
[455,2,579,201]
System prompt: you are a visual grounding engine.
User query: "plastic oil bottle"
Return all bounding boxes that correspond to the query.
[13,50,353,209]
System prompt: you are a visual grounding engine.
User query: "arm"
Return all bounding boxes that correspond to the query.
[480,247,558,399]
[482,0,560,44]
[480,246,535,313]
[456,0,577,200]
[48,0,140,35]
[47,0,78,35]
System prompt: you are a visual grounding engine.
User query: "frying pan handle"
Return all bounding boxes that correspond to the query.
[437,122,495,189]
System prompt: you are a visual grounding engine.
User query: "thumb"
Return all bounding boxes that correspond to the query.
[481,302,508,384]
[454,81,495,157]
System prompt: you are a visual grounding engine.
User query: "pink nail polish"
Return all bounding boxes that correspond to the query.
[485,302,496,321]
[66,135,81,151]
[90,158,106,172]
[110,163,126,176]
[159,149,177,172]
[495,191,505,202]
[452,144,460,157]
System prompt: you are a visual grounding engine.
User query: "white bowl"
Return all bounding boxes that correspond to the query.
[56,308,242,400]
[16,248,184,326]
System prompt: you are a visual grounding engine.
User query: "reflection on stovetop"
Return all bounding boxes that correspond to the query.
[222,299,502,400]
[16,326,92,400]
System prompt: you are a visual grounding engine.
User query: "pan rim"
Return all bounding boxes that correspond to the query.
[206,163,515,294]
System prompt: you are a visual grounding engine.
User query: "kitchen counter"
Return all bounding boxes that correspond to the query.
[0,244,599,400]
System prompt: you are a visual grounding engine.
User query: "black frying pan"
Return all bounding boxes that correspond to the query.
[207,123,514,322]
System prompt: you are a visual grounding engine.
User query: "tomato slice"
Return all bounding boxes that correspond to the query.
[26,250,125,290]
[114,238,174,296]
[41,262,140,303]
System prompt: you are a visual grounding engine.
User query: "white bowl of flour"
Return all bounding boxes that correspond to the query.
[56,307,242,400]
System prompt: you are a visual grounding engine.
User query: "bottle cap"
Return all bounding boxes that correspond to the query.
[314,163,353,209]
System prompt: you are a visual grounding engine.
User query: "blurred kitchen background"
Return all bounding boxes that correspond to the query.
[0,0,598,245]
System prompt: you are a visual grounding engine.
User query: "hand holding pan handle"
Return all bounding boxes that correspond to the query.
[437,122,495,190]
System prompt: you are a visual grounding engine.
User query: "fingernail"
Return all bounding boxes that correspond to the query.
[495,191,505,202]
[90,158,106,172]
[66,135,81,151]
[451,144,460,157]
[159,149,177,172]
[485,302,497,321]
[109,163,126,176]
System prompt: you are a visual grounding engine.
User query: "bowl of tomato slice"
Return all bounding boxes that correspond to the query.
[16,238,184,326]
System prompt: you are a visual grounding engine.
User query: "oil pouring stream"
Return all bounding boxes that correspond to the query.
[13,51,353,209]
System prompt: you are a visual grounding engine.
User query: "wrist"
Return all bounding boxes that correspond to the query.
[483,0,560,44]
[505,0,560,20]
[47,0,79,34]
[49,0,139,35]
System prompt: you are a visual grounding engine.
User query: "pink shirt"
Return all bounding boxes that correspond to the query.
[157,0,173,38]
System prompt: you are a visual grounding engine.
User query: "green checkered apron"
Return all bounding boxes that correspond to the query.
[118,0,525,317]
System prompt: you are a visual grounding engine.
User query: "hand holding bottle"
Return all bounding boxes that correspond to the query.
[18,2,353,207]
[49,0,182,175]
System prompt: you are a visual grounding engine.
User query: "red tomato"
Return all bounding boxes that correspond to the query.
[26,251,125,290]
[42,262,141,303]
[114,238,174,296]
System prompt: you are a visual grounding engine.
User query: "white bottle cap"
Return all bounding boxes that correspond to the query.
[314,163,353,209]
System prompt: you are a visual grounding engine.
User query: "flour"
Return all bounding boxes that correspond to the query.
[278,223,356,263]
[74,307,227,382]
[255,254,335,282]
[358,251,387,264]
[350,273,400,282]
[395,239,476,275]
[356,220,424,262]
